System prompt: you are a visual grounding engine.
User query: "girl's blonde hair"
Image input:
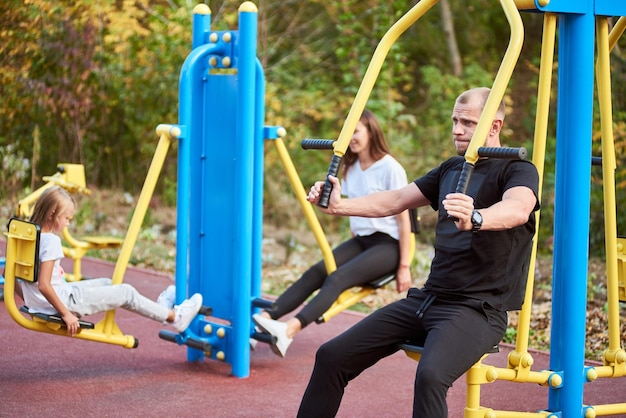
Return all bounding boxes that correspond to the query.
[29,186,76,229]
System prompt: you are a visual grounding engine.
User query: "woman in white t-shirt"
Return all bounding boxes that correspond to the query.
[254,109,412,357]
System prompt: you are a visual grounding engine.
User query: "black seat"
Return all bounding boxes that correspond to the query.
[19,305,95,329]
[399,341,500,361]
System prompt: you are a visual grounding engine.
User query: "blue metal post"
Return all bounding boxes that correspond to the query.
[251,64,265,307]
[175,5,212,309]
[171,2,263,378]
[230,1,258,378]
[191,4,211,50]
[548,7,595,416]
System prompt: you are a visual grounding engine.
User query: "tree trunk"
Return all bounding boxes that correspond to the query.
[440,0,462,76]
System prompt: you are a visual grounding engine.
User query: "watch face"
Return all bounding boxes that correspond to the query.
[471,210,482,231]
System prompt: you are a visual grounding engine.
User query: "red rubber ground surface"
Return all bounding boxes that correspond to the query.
[1,255,625,417]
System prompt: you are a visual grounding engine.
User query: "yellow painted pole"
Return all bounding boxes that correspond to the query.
[596,18,626,365]
[513,11,556,359]
[272,134,336,273]
[100,124,175,336]
[464,1,525,414]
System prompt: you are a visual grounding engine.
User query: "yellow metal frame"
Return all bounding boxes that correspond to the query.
[591,16,626,385]
[369,2,564,416]
[17,163,123,282]
[3,217,137,348]
[304,0,524,326]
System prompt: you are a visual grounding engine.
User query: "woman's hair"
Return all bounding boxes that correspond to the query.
[341,109,391,176]
[29,186,76,229]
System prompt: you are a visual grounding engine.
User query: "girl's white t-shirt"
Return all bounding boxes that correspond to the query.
[21,232,71,314]
[341,154,408,240]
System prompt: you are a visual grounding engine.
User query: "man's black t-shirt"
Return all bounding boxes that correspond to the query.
[414,156,540,311]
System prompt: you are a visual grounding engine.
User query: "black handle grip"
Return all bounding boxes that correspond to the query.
[319,155,342,208]
[185,337,211,352]
[478,146,527,160]
[455,161,475,194]
[301,139,335,150]
[159,329,178,343]
[448,161,475,221]
[591,156,602,166]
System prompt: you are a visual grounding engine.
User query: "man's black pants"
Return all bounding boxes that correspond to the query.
[297,288,507,418]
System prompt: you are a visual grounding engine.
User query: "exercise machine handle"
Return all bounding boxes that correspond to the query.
[301,139,335,150]
[478,146,527,160]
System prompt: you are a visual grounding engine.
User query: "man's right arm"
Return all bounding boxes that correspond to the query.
[308,176,429,218]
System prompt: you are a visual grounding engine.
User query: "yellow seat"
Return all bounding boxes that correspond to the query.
[3,217,137,348]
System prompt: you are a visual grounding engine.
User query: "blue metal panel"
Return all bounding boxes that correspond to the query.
[191,73,239,318]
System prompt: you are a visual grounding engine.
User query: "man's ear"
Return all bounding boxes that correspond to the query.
[490,119,503,135]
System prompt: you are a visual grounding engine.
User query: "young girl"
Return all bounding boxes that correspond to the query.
[253,109,412,357]
[20,185,202,337]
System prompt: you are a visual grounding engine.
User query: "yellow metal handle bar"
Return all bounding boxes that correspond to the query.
[272,133,337,274]
[317,0,440,208]
[453,0,524,195]
[319,0,525,206]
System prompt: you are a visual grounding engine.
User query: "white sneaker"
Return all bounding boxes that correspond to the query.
[157,285,176,309]
[171,293,203,332]
[252,314,293,358]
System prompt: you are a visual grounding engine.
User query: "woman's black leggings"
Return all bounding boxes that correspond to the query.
[265,232,399,327]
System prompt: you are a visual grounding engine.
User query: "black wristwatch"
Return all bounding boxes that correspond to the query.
[471,209,483,233]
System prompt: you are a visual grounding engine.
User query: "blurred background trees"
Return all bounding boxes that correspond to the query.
[1,0,625,254]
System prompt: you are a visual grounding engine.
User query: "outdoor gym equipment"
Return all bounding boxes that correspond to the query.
[155,2,432,376]
[155,3,269,377]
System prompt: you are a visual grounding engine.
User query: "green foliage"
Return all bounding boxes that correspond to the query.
[0,144,30,203]
[1,0,625,250]
[502,326,517,344]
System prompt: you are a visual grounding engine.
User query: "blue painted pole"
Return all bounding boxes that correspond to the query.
[251,60,265,309]
[175,43,213,307]
[191,4,211,50]
[175,5,213,308]
[231,1,258,378]
[548,9,594,416]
